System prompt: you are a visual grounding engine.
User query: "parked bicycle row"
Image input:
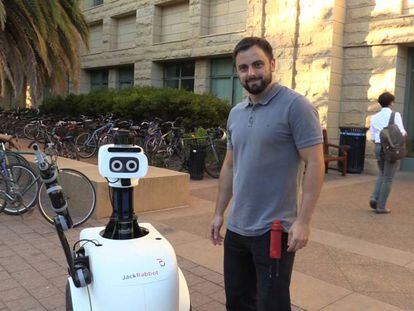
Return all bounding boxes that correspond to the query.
[0,108,227,178]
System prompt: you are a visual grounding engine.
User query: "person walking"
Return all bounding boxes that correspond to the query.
[209,37,325,311]
[369,92,407,214]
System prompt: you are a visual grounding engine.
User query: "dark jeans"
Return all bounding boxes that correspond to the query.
[224,230,295,311]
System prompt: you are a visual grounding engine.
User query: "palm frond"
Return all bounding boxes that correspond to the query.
[0,0,89,104]
[0,0,5,30]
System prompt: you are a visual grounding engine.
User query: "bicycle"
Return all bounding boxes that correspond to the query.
[74,119,115,158]
[144,118,183,165]
[27,122,79,160]
[0,143,40,215]
[198,128,227,178]
[33,144,97,227]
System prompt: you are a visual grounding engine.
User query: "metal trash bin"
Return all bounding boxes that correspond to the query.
[339,127,368,173]
[188,144,207,180]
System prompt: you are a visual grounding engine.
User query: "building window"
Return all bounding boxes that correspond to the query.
[90,69,108,91]
[164,62,194,91]
[83,0,103,9]
[118,66,134,89]
[88,21,103,53]
[112,13,136,50]
[208,0,246,35]
[154,1,189,43]
[210,58,243,105]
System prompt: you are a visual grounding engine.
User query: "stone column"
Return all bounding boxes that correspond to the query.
[194,59,211,94]
[108,68,119,89]
[102,17,113,51]
[189,0,203,37]
[199,0,209,36]
[79,69,91,94]
[135,60,154,86]
[151,62,164,88]
[246,0,265,37]
[326,0,346,142]
[137,5,156,46]
[136,5,159,86]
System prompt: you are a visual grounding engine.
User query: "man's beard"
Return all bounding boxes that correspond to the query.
[242,73,272,95]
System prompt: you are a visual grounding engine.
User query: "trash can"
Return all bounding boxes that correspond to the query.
[188,144,207,180]
[339,127,368,173]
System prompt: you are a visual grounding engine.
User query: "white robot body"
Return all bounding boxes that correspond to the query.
[33,135,191,310]
[68,224,190,311]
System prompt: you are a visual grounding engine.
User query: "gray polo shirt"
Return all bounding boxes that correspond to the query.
[226,83,323,236]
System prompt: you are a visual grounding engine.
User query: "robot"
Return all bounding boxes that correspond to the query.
[33,130,191,311]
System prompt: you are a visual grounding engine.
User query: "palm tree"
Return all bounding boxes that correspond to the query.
[0,0,89,104]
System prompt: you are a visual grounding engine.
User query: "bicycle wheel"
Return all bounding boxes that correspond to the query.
[144,136,159,155]
[38,168,96,227]
[2,164,40,215]
[5,151,31,167]
[0,174,7,212]
[144,136,161,165]
[204,143,227,178]
[23,123,39,140]
[74,132,97,158]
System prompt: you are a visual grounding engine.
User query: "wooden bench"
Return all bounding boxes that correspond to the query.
[323,129,350,176]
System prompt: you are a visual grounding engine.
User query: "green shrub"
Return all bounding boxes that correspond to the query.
[41,87,231,130]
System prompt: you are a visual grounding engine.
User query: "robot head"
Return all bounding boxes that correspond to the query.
[98,130,148,187]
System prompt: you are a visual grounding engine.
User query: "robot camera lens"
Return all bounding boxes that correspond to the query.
[126,160,138,172]
[111,160,123,172]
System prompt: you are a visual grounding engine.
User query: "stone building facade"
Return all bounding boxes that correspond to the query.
[77,0,414,171]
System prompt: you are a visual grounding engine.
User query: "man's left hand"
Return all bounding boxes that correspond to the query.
[287,221,310,252]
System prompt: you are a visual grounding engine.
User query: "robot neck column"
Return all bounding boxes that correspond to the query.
[103,182,144,239]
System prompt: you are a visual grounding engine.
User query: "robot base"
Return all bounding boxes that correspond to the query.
[66,224,191,311]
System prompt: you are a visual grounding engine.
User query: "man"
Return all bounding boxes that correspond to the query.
[369,92,407,214]
[209,37,325,311]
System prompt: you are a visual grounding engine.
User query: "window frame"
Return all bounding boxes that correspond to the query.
[163,61,195,91]
[118,66,135,90]
[210,57,242,106]
[90,69,109,91]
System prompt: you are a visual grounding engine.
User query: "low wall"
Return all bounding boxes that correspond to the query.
[25,155,190,219]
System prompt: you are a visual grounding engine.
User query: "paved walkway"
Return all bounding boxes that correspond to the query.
[1,168,414,310]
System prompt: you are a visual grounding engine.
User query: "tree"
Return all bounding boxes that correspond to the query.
[0,0,89,104]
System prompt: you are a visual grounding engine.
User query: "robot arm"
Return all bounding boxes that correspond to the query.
[33,144,73,230]
[33,144,91,288]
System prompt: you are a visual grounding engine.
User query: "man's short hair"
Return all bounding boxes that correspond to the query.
[378,92,395,108]
[233,37,274,62]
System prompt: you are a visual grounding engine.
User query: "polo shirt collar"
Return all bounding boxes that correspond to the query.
[244,83,282,108]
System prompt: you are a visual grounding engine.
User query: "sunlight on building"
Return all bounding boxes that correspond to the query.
[368,69,396,101]
[318,105,329,128]
[372,0,401,16]
[25,87,33,108]
[300,0,334,24]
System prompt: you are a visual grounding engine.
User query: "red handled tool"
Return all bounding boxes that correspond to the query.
[269,220,282,283]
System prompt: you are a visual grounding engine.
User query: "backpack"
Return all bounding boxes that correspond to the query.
[380,112,407,162]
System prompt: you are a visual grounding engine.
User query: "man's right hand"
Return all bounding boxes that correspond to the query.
[209,214,224,245]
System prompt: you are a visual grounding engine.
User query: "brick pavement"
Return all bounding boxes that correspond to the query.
[2,149,414,310]
[0,208,304,311]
